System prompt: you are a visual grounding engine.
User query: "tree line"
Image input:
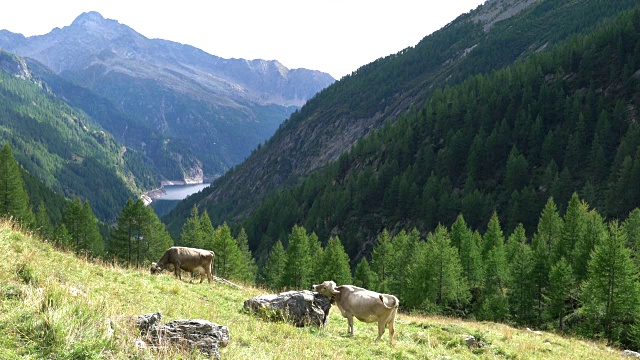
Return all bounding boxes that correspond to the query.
[258,193,640,348]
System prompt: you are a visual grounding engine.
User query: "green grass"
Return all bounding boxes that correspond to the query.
[0,220,621,359]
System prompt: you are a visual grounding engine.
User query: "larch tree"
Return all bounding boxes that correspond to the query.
[235,228,258,284]
[263,240,286,290]
[479,212,509,321]
[508,240,535,325]
[353,258,377,289]
[180,205,203,248]
[371,229,393,293]
[546,257,574,331]
[213,223,243,280]
[581,221,640,344]
[282,225,311,289]
[0,143,32,225]
[321,236,352,285]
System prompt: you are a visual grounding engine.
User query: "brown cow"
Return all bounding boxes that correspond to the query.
[312,280,399,342]
[150,247,215,283]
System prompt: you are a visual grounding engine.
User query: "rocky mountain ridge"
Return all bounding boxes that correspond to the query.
[0,12,334,180]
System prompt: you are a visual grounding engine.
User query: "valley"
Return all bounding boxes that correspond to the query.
[1,0,640,357]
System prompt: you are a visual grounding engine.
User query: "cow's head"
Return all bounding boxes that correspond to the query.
[312,280,340,297]
[150,262,164,275]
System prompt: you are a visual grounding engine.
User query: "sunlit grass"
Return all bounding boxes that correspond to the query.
[0,219,619,359]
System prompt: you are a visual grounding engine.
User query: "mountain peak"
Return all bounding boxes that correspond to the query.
[71,11,106,26]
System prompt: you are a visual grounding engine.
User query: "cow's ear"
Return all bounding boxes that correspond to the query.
[332,286,343,295]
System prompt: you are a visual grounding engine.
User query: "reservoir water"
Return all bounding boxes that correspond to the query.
[151,183,210,217]
[156,183,210,200]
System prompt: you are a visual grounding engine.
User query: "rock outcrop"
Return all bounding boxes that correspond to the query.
[133,312,229,359]
[244,290,331,327]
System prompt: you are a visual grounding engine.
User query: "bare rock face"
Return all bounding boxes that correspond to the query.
[133,312,229,359]
[244,290,331,327]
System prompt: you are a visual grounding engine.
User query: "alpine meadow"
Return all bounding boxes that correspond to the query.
[4,0,640,358]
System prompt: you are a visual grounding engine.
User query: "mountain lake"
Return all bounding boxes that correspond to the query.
[151,183,210,217]
[157,183,210,200]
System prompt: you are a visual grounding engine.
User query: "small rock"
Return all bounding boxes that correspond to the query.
[623,350,640,358]
[464,335,477,348]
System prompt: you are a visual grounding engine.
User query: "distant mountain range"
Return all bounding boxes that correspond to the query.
[0,11,334,181]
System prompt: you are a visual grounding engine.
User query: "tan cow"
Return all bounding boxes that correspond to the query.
[312,280,399,342]
[150,246,215,283]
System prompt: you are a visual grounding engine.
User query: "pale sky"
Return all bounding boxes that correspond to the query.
[1,1,486,79]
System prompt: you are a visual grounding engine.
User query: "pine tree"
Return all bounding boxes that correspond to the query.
[235,228,258,284]
[479,212,509,321]
[421,225,470,312]
[199,210,216,251]
[307,232,324,284]
[574,209,607,282]
[181,205,203,248]
[213,223,242,279]
[371,229,393,293]
[321,236,352,285]
[558,193,587,267]
[624,208,640,270]
[546,257,574,331]
[35,202,53,240]
[506,223,527,263]
[0,143,32,225]
[353,258,377,289]
[581,221,640,344]
[508,240,535,325]
[111,199,144,265]
[263,240,286,290]
[80,201,103,257]
[282,225,311,289]
[537,197,563,257]
[531,233,550,327]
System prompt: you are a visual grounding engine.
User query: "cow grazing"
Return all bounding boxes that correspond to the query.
[150,247,215,283]
[312,280,399,342]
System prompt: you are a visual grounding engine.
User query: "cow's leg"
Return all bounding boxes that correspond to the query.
[346,315,354,336]
[376,320,386,341]
[174,262,182,280]
[388,316,396,343]
[205,263,212,283]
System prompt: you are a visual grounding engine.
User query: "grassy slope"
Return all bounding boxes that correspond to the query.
[0,221,619,359]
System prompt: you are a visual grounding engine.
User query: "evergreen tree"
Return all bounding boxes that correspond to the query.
[623,209,640,270]
[199,210,216,251]
[546,257,574,331]
[54,224,72,250]
[508,240,535,325]
[307,232,324,284]
[537,197,563,257]
[321,236,352,285]
[110,199,144,265]
[181,205,203,248]
[558,193,587,267]
[213,223,243,279]
[574,209,607,282]
[581,221,640,344]
[506,223,527,263]
[0,143,32,225]
[479,212,509,321]
[263,240,286,290]
[35,202,53,240]
[421,225,470,312]
[80,201,103,257]
[531,233,550,327]
[282,225,311,289]
[353,258,377,289]
[235,228,258,284]
[371,229,393,293]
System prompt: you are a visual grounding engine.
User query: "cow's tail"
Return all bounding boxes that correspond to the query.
[380,295,399,309]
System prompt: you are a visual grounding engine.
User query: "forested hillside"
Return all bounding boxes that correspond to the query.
[242,6,640,260]
[163,0,640,236]
[0,51,154,220]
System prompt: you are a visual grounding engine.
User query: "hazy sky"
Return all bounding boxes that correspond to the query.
[1,1,486,79]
